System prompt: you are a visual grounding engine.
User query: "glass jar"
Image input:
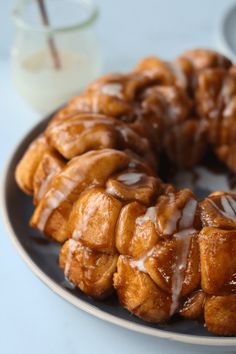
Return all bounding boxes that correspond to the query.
[11,0,102,114]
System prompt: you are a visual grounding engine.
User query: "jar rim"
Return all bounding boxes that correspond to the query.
[12,0,99,33]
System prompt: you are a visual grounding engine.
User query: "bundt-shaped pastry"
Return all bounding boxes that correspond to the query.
[15,48,236,336]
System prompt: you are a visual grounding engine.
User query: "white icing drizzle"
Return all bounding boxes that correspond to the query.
[170,229,195,315]
[223,99,236,117]
[37,177,79,231]
[64,239,78,278]
[136,197,197,236]
[174,227,196,238]
[167,61,187,87]
[221,196,236,218]
[227,195,236,211]
[130,246,156,273]
[52,118,115,153]
[163,209,182,235]
[92,91,100,113]
[37,166,62,201]
[166,104,182,121]
[221,77,232,105]
[163,197,197,235]
[168,192,175,203]
[128,159,138,169]
[101,83,123,99]
[106,184,123,199]
[142,68,159,79]
[82,118,113,129]
[131,192,197,315]
[71,198,99,240]
[117,172,143,186]
[136,207,158,229]
[208,195,236,221]
[179,199,197,229]
[50,117,113,134]
[130,226,196,316]
[119,126,149,149]
[119,126,132,143]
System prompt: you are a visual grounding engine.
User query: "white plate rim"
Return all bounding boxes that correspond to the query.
[1,120,236,347]
[217,1,236,59]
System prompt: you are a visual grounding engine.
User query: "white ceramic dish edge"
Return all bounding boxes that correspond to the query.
[217,1,236,60]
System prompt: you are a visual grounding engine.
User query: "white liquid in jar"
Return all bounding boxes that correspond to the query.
[12,48,101,114]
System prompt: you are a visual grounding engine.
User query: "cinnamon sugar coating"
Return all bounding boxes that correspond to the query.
[15,49,236,336]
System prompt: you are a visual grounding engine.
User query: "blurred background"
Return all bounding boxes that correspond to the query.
[1,1,236,354]
[1,0,235,69]
[1,0,235,117]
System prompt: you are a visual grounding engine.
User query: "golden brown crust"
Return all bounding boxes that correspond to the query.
[115,201,146,255]
[60,240,118,298]
[33,150,65,204]
[114,256,171,322]
[46,113,156,169]
[200,192,236,229]
[179,49,232,71]
[154,188,201,235]
[15,135,52,195]
[30,149,130,242]
[199,227,236,294]
[180,290,206,320]
[66,72,158,120]
[15,49,236,336]
[106,171,161,205]
[134,56,192,90]
[134,56,177,85]
[68,187,122,254]
[204,295,236,335]
[164,120,208,168]
[144,233,200,295]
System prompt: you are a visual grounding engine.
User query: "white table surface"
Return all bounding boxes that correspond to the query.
[1,1,236,353]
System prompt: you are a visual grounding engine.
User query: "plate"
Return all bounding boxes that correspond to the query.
[2,113,236,347]
[217,2,236,60]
